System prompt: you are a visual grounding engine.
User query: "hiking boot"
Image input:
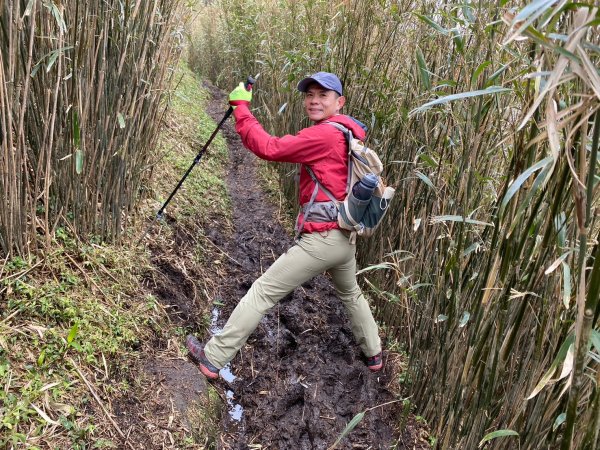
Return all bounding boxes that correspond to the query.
[367,352,383,372]
[186,335,219,380]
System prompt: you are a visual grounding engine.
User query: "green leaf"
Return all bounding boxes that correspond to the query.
[414,13,449,35]
[331,412,365,447]
[409,86,511,116]
[462,4,475,23]
[31,61,43,78]
[513,0,556,22]
[416,47,431,90]
[499,156,553,217]
[519,25,551,49]
[37,349,46,367]
[431,215,493,227]
[46,50,60,73]
[117,113,126,129]
[553,413,566,431]
[561,262,571,309]
[407,283,433,292]
[24,0,35,16]
[67,322,79,344]
[507,159,555,233]
[527,333,575,399]
[459,311,470,328]
[591,330,600,354]
[435,79,458,89]
[471,61,491,86]
[36,46,73,74]
[479,430,519,447]
[462,242,481,257]
[356,262,396,275]
[48,1,67,34]
[415,170,435,190]
[452,28,464,54]
[505,0,557,43]
[585,18,600,28]
[554,212,566,247]
[75,150,83,175]
[70,341,83,352]
[418,153,438,168]
[485,64,509,86]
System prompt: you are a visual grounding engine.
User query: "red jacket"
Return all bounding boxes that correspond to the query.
[233,104,366,233]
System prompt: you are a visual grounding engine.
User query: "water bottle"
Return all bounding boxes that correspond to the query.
[352,173,379,201]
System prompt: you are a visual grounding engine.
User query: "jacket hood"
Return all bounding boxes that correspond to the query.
[322,114,367,140]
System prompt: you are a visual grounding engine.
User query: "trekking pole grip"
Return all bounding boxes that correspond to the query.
[244,76,256,91]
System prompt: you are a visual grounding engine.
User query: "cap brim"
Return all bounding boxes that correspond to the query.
[297,77,319,93]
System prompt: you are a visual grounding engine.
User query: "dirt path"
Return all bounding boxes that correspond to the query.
[197,82,425,450]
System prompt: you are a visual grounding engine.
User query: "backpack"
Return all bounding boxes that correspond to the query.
[297,122,395,242]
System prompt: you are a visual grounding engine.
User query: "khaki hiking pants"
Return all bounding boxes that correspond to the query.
[204,229,381,369]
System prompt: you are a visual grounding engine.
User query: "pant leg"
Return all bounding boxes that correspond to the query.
[327,235,381,357]
[204,232,352,368]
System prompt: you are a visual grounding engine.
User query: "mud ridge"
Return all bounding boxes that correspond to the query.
[200,81,426,450]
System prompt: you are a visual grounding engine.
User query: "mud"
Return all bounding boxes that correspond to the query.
[119,80,429,449]
[194,82,427,450]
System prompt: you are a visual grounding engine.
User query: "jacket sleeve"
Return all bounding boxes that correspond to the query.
[233,104,330,165]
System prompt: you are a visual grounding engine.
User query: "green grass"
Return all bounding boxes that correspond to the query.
[0,60,230,448]
[156,62,231,225]
[255,159,298,234]
[0,238,152,448]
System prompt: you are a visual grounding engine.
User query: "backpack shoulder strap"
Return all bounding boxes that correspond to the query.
[294,165,339,239]
[325,121,353,142]
[304,165,337,204]
[325,121,353,195]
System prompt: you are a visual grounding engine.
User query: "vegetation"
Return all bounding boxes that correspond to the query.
[1,0,598,447]
[0,15,228,446]
[0,0,184,255]
[191,0,600,448]
[0,230,153,448]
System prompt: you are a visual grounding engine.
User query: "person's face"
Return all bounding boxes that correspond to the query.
[304,84,345,122]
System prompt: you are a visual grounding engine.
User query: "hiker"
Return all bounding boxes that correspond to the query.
[186,72,382,379]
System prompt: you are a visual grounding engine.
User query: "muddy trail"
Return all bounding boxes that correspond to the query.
[182,82,426,450]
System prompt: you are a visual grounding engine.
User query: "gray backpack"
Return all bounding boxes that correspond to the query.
[296,122,395,242]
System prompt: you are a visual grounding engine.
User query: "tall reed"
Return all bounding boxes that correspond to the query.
[0,0,184,257]
[192,0,599,448]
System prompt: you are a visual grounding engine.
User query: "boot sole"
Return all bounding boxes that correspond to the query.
[186,335,220,379]
[368,363,383,372]
[199,364,219,380]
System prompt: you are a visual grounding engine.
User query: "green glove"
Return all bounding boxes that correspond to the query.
[229,82,252,108]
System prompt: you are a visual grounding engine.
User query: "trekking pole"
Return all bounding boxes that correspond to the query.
[138,76,255,243]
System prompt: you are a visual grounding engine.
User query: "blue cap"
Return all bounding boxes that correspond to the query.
[297,72,343,96]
